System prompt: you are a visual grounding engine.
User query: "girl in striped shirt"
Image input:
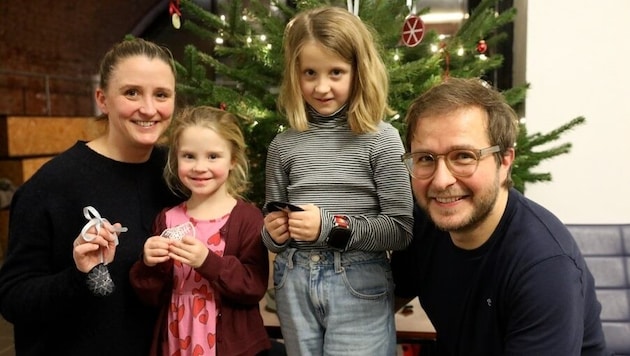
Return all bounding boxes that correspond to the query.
[262,6,413,356]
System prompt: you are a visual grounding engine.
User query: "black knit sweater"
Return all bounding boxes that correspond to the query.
[0,141,180,355]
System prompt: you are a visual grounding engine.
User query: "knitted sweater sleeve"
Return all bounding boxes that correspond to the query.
[0,175,90,323]
[345,124,413,251]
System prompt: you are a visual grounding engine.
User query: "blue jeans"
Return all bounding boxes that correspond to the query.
[273,248,396,356]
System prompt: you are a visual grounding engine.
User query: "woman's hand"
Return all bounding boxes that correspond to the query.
[72,220,121,273]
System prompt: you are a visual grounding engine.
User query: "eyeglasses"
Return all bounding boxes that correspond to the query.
[401,145,501,179]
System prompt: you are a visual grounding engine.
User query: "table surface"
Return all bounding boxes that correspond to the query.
[259,296,436,343]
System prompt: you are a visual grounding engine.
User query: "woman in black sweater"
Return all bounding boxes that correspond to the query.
[0,38,181,355]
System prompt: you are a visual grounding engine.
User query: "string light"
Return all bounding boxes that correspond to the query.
[217,14,226,45]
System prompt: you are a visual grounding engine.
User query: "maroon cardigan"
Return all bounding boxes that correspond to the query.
[130,199,271,355]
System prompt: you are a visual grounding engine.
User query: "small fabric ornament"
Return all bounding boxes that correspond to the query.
[161,221,195,241]
[86,263,115,297]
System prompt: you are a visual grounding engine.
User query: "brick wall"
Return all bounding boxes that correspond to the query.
[0,0,166,117]
[0,0,223,117]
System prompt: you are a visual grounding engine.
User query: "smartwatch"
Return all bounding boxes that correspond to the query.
[326,215,351,251]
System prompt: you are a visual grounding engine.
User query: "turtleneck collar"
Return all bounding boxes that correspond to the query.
[307,103,348,128]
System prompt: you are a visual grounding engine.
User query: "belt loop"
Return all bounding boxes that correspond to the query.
[286,248,297,269]
[333,250,343,273]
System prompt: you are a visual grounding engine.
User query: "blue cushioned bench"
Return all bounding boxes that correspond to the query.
[568,224,630,355]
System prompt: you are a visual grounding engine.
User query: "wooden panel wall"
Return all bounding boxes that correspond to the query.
[0,115,104,258]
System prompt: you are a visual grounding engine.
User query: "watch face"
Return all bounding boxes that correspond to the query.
[328,227,351,250]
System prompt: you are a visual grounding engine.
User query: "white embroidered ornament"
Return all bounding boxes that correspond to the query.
[161,221,195,241]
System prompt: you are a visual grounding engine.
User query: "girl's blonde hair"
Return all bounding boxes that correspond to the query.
[278,6,394,133]
[163,106,250,199]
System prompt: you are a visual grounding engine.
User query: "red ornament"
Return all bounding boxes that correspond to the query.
[476,40,488,54]
[401,15,425,47]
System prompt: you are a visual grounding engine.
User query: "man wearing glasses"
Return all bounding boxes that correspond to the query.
[391,77,610,355]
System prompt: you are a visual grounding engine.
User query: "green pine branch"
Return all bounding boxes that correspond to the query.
[512,116,585,192]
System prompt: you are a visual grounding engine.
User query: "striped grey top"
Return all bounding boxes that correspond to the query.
[261,108,413,253]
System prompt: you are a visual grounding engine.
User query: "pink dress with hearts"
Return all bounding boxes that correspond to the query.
[162,205,228,356]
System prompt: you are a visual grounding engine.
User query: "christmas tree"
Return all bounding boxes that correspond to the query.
[171,0,584,207]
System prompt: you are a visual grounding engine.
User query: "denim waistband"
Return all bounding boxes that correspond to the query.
[278,248,388,269]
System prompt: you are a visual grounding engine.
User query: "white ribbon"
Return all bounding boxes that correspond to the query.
[347,0,360,16]
[80,206,126,263]
[407,0,417,14]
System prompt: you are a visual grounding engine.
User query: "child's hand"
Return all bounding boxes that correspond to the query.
[287,204,321,242]
[168,235,209,268]
[264,211,291,244]
[142,235,172,267]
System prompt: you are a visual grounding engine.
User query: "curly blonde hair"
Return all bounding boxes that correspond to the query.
[163,106,250,199]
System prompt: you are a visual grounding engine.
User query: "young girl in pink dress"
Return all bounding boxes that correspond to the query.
[130,106,271,356]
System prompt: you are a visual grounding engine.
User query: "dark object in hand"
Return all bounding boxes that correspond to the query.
[265,201,304,213]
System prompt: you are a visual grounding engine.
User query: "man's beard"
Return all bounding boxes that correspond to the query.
[422,175,500,234]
